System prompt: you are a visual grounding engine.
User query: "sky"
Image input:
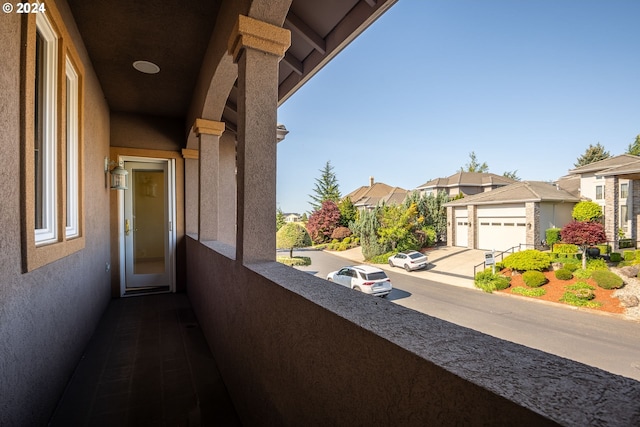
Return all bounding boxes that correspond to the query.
[276,0,640,214]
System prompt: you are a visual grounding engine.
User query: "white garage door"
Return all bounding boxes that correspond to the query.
[454,207,468,247]
[477,205,526,251]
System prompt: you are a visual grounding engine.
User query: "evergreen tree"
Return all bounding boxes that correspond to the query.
[459,151,489,173]
[574,143,610,167]
[503,170,520,181]
[308,161,341,211]
[626,134,640,156]
[276,208,286,231]
[337,198,357,227]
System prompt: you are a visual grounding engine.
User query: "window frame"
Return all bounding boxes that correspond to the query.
[595,185,603,200]
[620,182,628,199]
[20,4,85,272]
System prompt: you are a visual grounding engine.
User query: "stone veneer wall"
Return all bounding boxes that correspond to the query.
[605,176,619,250]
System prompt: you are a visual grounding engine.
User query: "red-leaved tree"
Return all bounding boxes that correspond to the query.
[306,201,341,244]
[560,220,607,269]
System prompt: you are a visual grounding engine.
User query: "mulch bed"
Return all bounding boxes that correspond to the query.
[497,269,625,315]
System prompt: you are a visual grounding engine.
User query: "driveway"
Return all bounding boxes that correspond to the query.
[329,246,487,289]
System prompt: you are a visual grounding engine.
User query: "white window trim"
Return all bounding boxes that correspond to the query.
[34,12,58,245]
[65,56,79,238]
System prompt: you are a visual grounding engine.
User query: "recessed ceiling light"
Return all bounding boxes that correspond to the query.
[133,60,160,74]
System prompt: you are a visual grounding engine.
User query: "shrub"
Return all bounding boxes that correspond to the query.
[474,270,511,293]
[609,252,622,263]
[511,287,546,297]
[561,282,600,307]
[624,250,635,261]
[277,256,311,266]
[573,268,592,279]
[571,201,603,222]
[585,258,608,271]
[503,250,552,271]
[553,243,579,255]
[331,226,352,241]
[563,261,580,272]
[554,268,573,280]
[619,238,634,249]
[546,228,562,248]
[276,223,312,258]
[522,270,548,287]
[591,270,624,289]
[370,251,395,264]
[595,244,611,255]
[342,237,352,245]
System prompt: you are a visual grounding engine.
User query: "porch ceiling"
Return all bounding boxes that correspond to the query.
[66,0,397,133]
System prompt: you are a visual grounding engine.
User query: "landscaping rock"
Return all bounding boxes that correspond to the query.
[618,295,639,308]
[618,265,640,278]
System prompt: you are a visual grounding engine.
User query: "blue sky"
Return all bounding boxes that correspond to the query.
[276,0,640,214]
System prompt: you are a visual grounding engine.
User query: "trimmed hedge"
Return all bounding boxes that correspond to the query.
[591,270,624,289]
[609,252,622,263]
[623,250,635,261]
[554,268,573,280]
[522,270,548,287]
[503,250,552,272]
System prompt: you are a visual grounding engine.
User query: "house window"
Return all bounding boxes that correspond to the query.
[34,13,58,245]
[620,183,628,199]
[65,55,80,237]
[621,205,629,232]
[22,4,85,271]
[595,185,603,200]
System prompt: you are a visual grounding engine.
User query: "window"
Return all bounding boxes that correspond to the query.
[620,183,628,199]
[595,185,603,200]
[621,205,629,232]
[21,4,85,271]
[34,13,58,245]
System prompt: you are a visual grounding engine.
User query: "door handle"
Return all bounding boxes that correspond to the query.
[125,219,131,236]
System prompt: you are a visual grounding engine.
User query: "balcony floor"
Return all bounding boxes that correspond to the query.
[49,293,241,426]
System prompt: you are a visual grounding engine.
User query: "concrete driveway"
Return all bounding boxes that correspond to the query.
[331,246,488,289]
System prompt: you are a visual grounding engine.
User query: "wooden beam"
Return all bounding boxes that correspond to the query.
[284,12,326,55]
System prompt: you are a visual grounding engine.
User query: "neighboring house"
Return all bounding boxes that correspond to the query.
[444,181,580,251]
[344,177,407,211]
[565,154,640,247]
[415,172,515,198]
[284,213,301,223]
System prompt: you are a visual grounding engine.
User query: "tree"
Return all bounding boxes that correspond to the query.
[351,206,389,260]
[574,143,610,167]
[306,200,341,244]
[459,151,489,173]
[503,170,521,181]
[276,223,311,258]
[626,134,640,156]
[560,221,607,269]
[308,161,341,211]
[572,201,603,222]
[337,198,357,227]
[377,203,419,251]
[276,208,286,231]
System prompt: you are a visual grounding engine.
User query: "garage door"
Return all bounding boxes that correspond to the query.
[454,207,468,247]
[477,205,526,251]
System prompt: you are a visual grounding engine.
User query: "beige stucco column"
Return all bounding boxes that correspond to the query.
[228,15,290,263]
[182,148,199,235]
[218,132,237,246]
[193,118,225,242]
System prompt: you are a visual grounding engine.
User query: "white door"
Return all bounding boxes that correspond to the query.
[477,205,526,251]
[454,208,468,247]
[122,159,175,294]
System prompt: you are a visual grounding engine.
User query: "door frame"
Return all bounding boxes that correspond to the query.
[117,155,177,296]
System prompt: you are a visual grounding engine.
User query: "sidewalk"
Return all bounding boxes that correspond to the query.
[330,246,486,289]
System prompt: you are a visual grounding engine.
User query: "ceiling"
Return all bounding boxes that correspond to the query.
[66,0,397,132]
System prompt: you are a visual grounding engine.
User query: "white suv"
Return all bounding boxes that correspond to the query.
[326,265,393,297]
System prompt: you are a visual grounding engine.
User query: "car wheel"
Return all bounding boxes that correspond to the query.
[353,286,362,292]
[381,294,388,298]
[389,260,394,267]
[327,278,332,282]
[404,264,411,272]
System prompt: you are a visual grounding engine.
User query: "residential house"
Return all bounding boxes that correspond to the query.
[444,181,580,251]
[345,176,407,210]
[566,154,640,248]
[1,1,637,425]
[284,212,301,223]
[416,172,515,198]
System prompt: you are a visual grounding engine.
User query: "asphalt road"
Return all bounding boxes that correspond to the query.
[286,248,640,382]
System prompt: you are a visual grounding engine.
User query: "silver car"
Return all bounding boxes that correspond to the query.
[326,265,392,297]
[388,250,428,271]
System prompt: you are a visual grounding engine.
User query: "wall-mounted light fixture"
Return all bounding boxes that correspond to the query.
[105,157,128,190]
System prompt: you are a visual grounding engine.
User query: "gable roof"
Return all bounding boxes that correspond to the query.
[567,154,640,175]
[416,172,515,190]
[444,181,581,207]
[345,182,407,208]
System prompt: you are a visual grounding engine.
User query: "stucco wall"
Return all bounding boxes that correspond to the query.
[0,3,112,425]
[186,237,640,426]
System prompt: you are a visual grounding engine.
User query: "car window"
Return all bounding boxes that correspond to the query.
[338,268,350,276]
[409,252,423,259]
[398,254,406,259]
[365,271,387,280]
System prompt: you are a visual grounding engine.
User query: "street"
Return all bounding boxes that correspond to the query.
[286,248,640,381]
